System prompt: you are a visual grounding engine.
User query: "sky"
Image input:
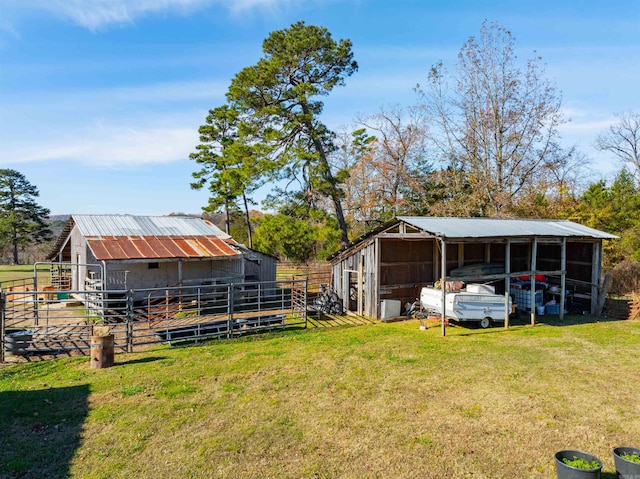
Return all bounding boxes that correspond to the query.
[1,0,639,216]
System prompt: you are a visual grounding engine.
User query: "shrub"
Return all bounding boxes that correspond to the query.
[608,261,640,296]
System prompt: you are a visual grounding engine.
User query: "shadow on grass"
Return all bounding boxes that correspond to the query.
[0,384,89,479]
[114,355,168,367]
[448,312,626,336]
[539,314,622,327]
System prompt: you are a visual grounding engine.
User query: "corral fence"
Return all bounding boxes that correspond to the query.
[277,261,332,294]
[1,279,307,362]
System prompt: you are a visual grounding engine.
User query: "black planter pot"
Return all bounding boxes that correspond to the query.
[555,450,602,479]
[612,447,640,479]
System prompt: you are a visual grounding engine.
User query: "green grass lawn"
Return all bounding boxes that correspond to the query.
[1,317,639,478]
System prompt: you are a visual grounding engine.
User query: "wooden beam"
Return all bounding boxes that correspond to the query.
[442,269,565,284]
[377,232,435,239]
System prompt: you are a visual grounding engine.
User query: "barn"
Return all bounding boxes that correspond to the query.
[329,217,617,323]
[47,214,275,298]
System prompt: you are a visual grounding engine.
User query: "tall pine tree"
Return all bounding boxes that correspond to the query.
[0,169,52,264]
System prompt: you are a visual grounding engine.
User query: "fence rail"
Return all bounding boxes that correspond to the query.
[1,279,307,362]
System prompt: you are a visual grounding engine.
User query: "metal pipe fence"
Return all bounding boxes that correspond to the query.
[1,279,307,362]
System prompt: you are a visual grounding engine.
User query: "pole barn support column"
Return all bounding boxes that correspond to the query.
[504,240,511,328]
[530,238,538,326]
[441,239,447,337]
[560,238,566,321]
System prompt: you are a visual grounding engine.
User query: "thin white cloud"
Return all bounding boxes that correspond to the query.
[22,0,299,31]
[6,126,198,166]
[0,79,225,168]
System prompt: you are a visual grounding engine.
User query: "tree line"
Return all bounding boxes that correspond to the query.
[189,21,640,265]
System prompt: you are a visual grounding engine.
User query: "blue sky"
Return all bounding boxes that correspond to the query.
[1,0,639,216]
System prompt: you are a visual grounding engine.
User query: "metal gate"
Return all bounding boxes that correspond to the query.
[1,280,307,362]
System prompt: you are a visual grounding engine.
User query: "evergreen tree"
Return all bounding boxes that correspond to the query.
[0,169,52,264]
[190,104,268,247]
[227,21,357,246]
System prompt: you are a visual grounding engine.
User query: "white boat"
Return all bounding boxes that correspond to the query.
[420,286,512,328]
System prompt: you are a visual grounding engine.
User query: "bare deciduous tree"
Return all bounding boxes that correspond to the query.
[417,21,566,217]
[357,106,429,218]
[596,111,640,184]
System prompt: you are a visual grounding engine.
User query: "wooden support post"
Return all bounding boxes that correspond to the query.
[530,238,538,326]
[357,255,364,316]
[441,239,447,337]
[596,274,611,317]
[591,241,602,315]
[0,292,5,364]
[560,238,566,322]
[375,237,381,320]
[504,240,511,328]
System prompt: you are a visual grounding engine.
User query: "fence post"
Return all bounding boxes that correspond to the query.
[227,283,233,339]
[127,290,134,353]
[304,280,308,328]
[1,292,5,364]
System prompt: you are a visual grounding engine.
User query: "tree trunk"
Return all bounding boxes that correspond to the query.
[300,102,349,247]
[224,198,230,235]
[242,192,253,249]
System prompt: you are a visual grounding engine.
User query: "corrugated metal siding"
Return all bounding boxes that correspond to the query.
[86,236,240,261]
[73,215,230,238]
[397,217,618,240]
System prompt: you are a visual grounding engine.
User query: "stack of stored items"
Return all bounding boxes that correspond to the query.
[510,288,543,312]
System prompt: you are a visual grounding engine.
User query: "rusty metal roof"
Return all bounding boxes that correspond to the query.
[47,215,242,261]
[86,235,240,261]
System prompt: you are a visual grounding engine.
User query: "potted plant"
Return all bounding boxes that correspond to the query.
[612,447,640,479]
[554,450,602,479]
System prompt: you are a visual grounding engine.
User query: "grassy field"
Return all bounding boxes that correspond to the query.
[0,264,50,285]
[1,315,639,479]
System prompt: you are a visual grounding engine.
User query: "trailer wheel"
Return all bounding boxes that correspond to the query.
[480,317,492,329]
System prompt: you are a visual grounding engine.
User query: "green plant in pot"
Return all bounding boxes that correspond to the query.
[554,450,602,479]
[612,447,640,479]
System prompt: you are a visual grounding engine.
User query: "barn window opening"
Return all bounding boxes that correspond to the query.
[148,262,159,269]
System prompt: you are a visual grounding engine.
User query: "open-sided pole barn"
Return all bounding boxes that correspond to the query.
[329,217,617,333]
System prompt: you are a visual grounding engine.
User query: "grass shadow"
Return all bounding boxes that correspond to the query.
[539,313,622,327]
[0,384,90,478]
[114,355,168,367]
[445,311,626,336]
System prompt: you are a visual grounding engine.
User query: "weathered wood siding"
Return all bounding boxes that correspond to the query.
[379,238,435,305]
[331,239,377,317]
